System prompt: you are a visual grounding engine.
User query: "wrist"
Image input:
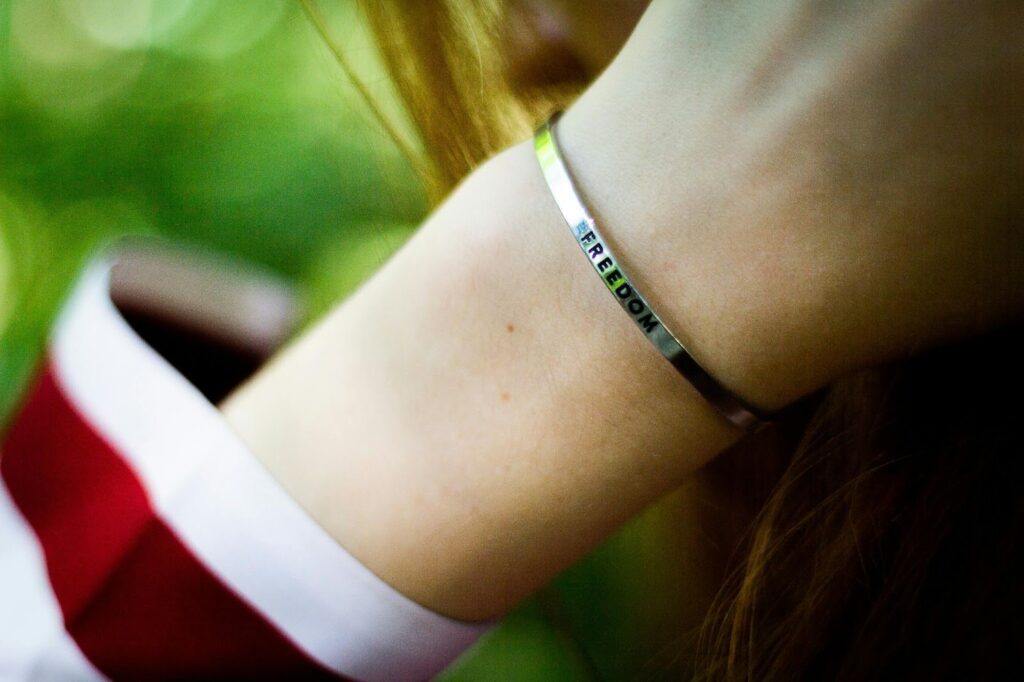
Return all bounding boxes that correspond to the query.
[554,0,1024,410]
[554,93,846,415]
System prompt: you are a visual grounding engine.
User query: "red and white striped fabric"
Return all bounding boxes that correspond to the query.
[0,259,488,681]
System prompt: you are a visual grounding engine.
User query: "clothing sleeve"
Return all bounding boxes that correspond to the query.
[0,256,489,681]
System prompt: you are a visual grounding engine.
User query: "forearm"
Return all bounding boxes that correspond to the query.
[222,0,1021,622]
[223,6,828,623]
[221,135,752,620]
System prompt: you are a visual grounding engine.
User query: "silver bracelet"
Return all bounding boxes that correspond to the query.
[534,111,769,431]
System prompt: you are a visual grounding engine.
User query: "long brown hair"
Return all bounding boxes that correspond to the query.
[330,2,1024,678]
[698,328,1024,680]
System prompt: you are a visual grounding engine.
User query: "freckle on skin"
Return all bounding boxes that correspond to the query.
[506,323,515,333]
[500,391,511,402]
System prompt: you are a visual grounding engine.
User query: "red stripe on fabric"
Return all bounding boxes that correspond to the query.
[2,366,348,681]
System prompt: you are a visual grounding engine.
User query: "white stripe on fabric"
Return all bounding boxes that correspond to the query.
[0,480,107,682]
[49,254,488,682]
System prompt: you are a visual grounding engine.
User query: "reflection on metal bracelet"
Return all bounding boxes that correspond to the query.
[534,111,769,431]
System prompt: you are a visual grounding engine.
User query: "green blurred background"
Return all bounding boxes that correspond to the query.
[0,3,697,679]
[0,0,425,421]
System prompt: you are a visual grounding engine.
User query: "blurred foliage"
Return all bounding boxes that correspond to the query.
[0,0,424,419]
[0,2,697,680]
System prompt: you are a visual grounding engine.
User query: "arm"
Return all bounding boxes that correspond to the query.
[223,0,1022,622]
[221,138,746,621]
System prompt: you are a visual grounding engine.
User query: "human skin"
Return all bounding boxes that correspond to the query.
[223,0,1022,621]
